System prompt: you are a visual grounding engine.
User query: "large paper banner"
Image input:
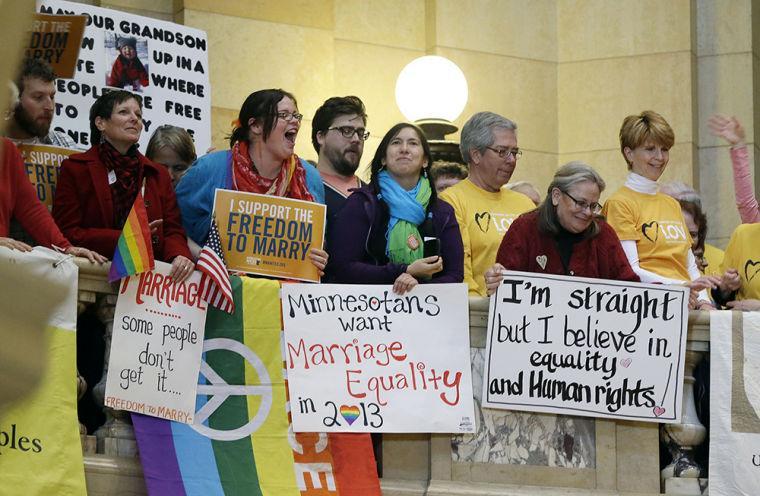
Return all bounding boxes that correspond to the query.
[27,13,86,78]
[104,261,207,424]
[17,144,77,208]
[214,189,326,282]
[282,283,476,433]
[709,311,760,494]
[36,0,211,153]
[0,247,86,495]
[483,271,689,423]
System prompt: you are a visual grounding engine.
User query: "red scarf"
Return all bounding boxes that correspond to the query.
[231,141,313,201]
[98,141,142,227]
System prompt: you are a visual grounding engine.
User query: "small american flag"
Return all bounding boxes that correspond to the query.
[197,219,235,314]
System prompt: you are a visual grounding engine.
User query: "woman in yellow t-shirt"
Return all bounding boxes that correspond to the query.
[602,111,739,308]
[714,223,760,311]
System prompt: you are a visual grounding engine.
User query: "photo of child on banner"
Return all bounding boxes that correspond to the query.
[105,32,149,92]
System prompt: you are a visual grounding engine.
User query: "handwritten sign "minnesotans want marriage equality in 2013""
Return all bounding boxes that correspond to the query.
[282,283,476,433]
[482,271,689,423]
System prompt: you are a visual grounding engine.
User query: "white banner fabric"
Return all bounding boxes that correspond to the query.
[37,0,211,153]
[709,310,760,494]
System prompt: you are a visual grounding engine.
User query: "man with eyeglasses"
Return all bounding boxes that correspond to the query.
[311,96,369,230]
[439,111,535,296]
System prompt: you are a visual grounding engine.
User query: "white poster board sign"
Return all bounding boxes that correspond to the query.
[105,261,207,423]
[709,311,760,494]
[36,0,211,153]
[483,271,689,423]
[282,283,476,433]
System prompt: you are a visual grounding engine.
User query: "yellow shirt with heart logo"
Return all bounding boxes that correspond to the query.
[440,179,535,296]
[720,223,760,300]
[602,186,693,282]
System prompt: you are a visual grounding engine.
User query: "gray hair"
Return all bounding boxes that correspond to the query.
[547,161,606,196]
[459,111,517,164]
[660,181,702,207]
[537,161,606,236]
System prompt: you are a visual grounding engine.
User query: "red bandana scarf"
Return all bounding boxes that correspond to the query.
[231,140,313,201]
[98,141,142,227]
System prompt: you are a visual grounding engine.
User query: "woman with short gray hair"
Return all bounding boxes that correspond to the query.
[484,162,638,294]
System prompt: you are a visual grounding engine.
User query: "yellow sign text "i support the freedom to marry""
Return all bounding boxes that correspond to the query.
[213,189,326,282]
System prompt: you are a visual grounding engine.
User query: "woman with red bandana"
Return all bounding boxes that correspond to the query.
[175,89,327,274]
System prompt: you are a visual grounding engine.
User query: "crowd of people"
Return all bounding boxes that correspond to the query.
[2,57,758,311]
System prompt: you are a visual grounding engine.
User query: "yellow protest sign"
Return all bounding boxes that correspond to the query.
[0,247,86,496]
[26,14,87,78]
[17,144,76,209]
[213,189,326,282]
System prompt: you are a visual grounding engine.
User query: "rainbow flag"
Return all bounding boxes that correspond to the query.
[132,277,381,496]
[108,192,154,282]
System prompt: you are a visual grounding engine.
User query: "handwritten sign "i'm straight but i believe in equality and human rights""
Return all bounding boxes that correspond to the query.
[482,271,689,423]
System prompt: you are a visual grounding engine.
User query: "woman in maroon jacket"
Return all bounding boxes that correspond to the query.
[52,90,193,282]
[0,138,105,263]
[484,161,638,295]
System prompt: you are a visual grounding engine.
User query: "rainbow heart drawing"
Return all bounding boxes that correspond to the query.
[340,405,361,426]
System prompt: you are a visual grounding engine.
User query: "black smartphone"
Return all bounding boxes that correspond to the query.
[423,237,440,258]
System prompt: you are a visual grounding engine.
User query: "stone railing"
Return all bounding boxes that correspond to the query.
[73,261,711,496]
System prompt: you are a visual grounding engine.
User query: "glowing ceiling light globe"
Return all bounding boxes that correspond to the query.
[395,55,468,123]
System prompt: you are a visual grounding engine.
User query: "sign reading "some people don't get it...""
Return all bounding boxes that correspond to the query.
[482,271,689,423]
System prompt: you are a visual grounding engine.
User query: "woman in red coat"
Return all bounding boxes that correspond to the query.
[0,138,105,263]
[484,161,639,295]
[52,90,193,282]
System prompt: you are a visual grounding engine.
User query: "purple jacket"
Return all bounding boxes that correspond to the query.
[327,185,464,284]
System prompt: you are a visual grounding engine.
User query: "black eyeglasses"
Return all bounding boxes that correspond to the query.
[327,126,370,141]
[276,111,303,123]
[562,190,602,214]
[485,146,522,159]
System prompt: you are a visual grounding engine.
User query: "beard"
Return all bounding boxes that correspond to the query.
[14,103,51,138]
[325,145,361,177]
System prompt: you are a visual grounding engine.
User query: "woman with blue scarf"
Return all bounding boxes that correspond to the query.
[328,123,464,294]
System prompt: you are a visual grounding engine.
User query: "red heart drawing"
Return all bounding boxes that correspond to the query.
[653,406,666,417]
[619,358,632,368]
